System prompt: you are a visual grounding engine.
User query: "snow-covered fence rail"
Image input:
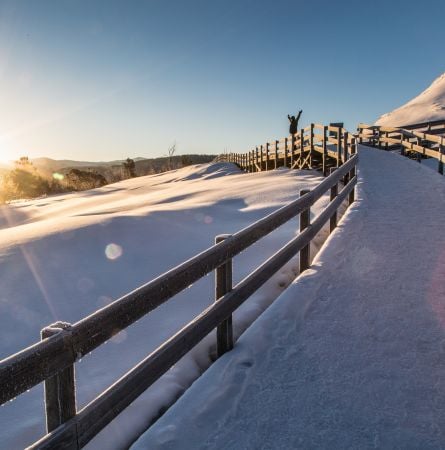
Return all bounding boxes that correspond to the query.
[358,123,445,175]
[0,155,357,449]
[216,123,356,175]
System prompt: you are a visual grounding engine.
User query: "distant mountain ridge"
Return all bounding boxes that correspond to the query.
[3,155,216,180]
[376,72,445,127]
[30,157,148,173]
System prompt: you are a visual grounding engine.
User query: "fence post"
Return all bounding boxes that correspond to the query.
[284,137,288,168]
[322,126,328,176]
[260,145,264,171]
[215,234,233,357]
[358,126,363,144]
[348,139,356,205]
[299,190,310,273]
[400,133,405,156]
[274,140,278,169]
[265,142,270,171]
[439,141,444,175]
[300,128,304,168]
[329,167,338,232]
[416,137,422,163]
[336,127,342,167]
[40,322,76,434]
[310,123,314,168]
[342,132,350,184]
[290,134,295,167]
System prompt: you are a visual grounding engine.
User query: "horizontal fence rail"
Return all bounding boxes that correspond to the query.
[358,123,445,175]
[1,132,358,449]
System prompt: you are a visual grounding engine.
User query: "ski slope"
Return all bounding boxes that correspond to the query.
[0,162,332,449]
[132,147,445,449]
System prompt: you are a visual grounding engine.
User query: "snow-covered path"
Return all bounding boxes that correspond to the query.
[132,147,445,449]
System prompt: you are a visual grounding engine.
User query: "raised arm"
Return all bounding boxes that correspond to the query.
[287,114,292,122]
[296,110,302,121]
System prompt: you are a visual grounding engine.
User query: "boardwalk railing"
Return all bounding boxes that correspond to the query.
[0,150,358,449]
[358,123,445,175]
[216,123,357,175]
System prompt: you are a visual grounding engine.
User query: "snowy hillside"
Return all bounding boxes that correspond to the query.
[0,162,332,449]
[376,72,445,127]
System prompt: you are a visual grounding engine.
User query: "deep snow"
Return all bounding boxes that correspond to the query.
[0,162,332,449]
[132,147,445,449]
[376,72,445,127]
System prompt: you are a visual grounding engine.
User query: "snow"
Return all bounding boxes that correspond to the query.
[376,72,445,127]
[0,162,332,449]
[132,147,445,450]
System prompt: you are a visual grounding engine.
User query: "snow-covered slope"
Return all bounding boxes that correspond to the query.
[376,72,445,127]
[0,162,331,449]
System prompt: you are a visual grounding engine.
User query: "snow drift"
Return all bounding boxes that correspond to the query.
[376,72,445,127]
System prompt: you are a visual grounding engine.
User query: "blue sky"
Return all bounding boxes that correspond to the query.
[0,0,444,161]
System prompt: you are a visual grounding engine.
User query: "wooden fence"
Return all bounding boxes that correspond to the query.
[215,123,357,175]
[0,150,358,449]
[398,119,445,135]
[357,123,445,175]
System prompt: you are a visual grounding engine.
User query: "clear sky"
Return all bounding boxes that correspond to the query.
[0,0,444,162]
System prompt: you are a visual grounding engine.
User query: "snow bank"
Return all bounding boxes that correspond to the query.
[376,72,445,126]
[0,162,331,449]
[132,147,445,449]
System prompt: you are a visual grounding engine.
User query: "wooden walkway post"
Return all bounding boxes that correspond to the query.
[330,167,338,232]
[290,134,295,167]
[40,322,76,434]
[416,137,422,163]
[322,126,328,176]
[337,127,342,167]
[215,234,234,357]
[343,132,349,184]
[274,140,278,169]
[260,145,264,171]
[439,142,444,175]
[284,138,288,168]
[310,123,314,163]
[265,142,270,171]
[400,133,405,156]
[300,128,304,168]
[299,190,310,273]
[349,138,356,204]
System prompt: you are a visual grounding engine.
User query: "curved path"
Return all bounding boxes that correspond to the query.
[132,147,445,450]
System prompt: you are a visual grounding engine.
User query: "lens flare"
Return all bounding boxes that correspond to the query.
[105,243,122,260]
[52,172,64,180]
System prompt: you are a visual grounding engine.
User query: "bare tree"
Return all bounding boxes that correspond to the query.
[167,142,176,170]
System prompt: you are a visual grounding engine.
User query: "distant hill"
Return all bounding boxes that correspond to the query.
[376,72,445,127]
[28,154,216,179]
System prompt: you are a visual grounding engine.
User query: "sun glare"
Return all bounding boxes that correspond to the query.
[0,145,22,166]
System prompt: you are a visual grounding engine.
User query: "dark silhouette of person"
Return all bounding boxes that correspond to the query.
[288,110,302,135]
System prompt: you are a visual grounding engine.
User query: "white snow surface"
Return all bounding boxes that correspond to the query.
[132,147,445,450]
[376,72,445,127]
[0,162,331,449]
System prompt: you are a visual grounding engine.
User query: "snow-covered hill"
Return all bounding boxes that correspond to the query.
[0,162,331,449]
[376,72,445,127]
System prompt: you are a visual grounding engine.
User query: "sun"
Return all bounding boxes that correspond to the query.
[0,144,20,166]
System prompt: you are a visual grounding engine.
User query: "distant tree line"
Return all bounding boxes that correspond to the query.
[0,153,214,203]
